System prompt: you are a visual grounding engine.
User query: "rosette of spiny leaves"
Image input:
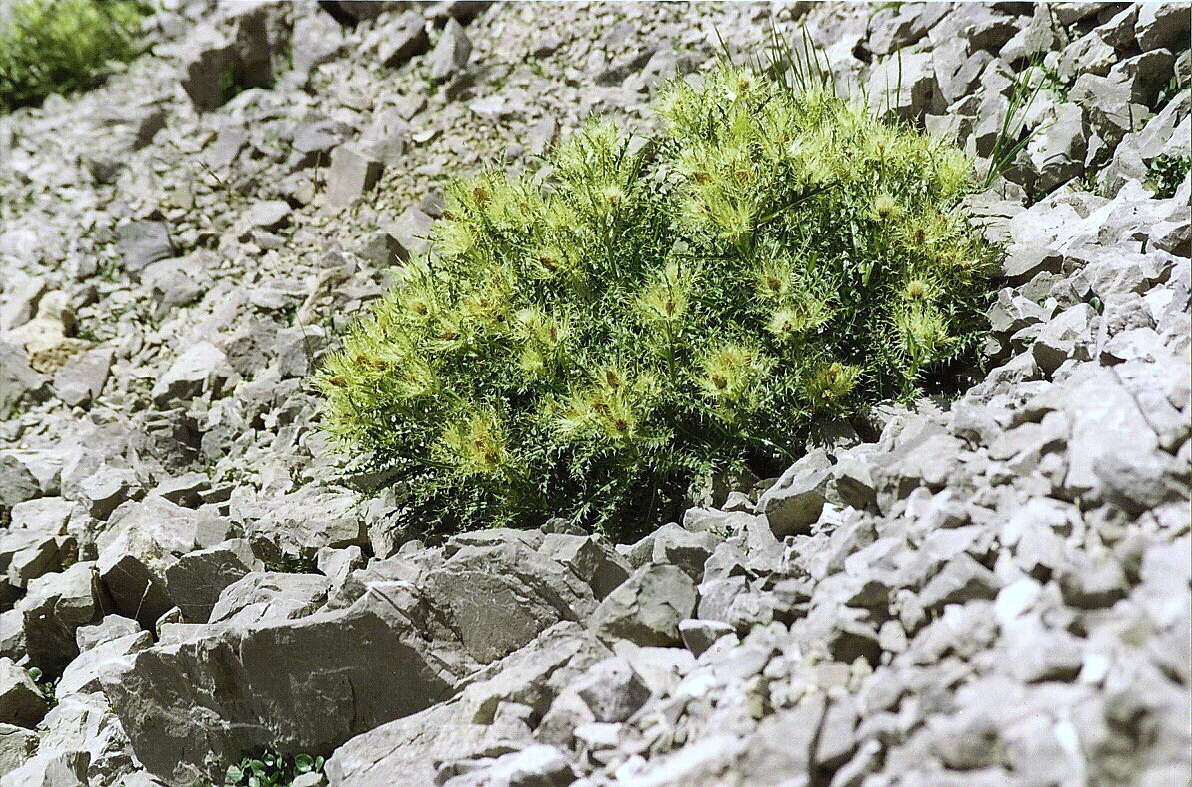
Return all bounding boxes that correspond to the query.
[318,62,995,539]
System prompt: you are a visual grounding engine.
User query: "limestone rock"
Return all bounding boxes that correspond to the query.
[164,539,261,623]
[116,221,174,275]
[428,19,472,84]
[757,449,832,538]
[0,342,49,414]
[151,342,235,406]
[867,51,944,121]
[374,12,429,68]
[101,585,463,784]
[19,562,106,672]
[96,496,233,627]
[52,346,114,407]
[0,658,47,728]
[1135,4,1191,52]
[324,146,384,210]
[590,564,696,647]
[0,724,37,778]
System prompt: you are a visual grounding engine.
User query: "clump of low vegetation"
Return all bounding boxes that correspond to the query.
[1146,154,1191,200]
[225,749,325,787]
[318,60,996,538]
[26,666,58,707]
[264,552,319,574]
[0,0,145,113]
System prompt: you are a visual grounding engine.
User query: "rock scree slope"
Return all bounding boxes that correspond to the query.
[0,1,1188,785]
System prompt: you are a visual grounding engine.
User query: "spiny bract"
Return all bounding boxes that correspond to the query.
[318,63,996,538]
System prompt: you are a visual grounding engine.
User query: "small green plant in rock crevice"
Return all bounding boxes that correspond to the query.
[318,62,997,540]
[224,749,324,787]
[1146,154,1191,200]
[26,666,58,707]
[0,0,146,113]
[264,552,319,574]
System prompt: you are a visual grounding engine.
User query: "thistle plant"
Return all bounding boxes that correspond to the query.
[318,63,996,539]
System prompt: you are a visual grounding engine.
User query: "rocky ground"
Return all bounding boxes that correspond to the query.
[0,1,1189,785]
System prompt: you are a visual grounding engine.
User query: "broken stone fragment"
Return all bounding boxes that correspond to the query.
[52,346,114,407]
[151,342,235,406]
[0,659,47,728]
[428,18,472,84]
[590,563,696,647]
[0,342,49,413]
[5,291,89,374]
[757,449,832,538]
[373,11,429,68]
[116,220,174,274]
[324,146,384,210]
[19,562,106,673]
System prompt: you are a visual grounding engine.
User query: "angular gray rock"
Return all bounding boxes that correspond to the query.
[869,3,949,55]
[537,531,630,600]
[324,146,384,210]
[242,487,369,559]
[244,200,292,232]
[1032,303,1093,374]
[1069,73,1148,147]
[642,523,715,581]
[867,51,944,120]
[19,562,106,672]
[0,452,39,517]
[78,466,139,520]
[424,534,599,663]
[0,748,89,787]
[116,221,174,275]
[96,496,233,627]
[0,272,45,331]
[150,342,234,406]
[33,690,141,784]
[207,572,329,627]
[428,19,472,84]
[291,8,344,77]
[321,624,605,782]
[164,539,260,623]
[590,564,696,647]
[274,325,327,379]
[573,657,650,723]
[289,119,348,170]
[1027,102,1087,192]
[0,658,46,728]
[102,531,608,783]
[324,695,530,787]
[918,554,1001,612]
[100,585,463,784]
[52,346,114,407]
[872,419,962,513]
[0,342,49,414]
[58,630,152,698]
[757,449,832,538]
[375,12,429,68]
[678,618,734,657]
[0,723,37,777]
[77,616,141,652]
[482,744,576,787]
[179,27,236,111]
[1135,4,1191,52]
